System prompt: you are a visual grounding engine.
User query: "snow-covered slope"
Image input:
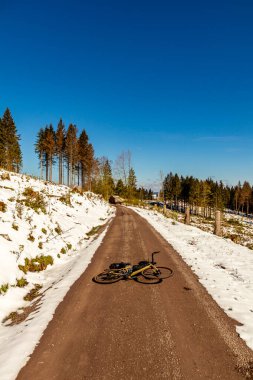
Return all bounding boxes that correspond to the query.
[0,170,114,379]
[131,207,253,351]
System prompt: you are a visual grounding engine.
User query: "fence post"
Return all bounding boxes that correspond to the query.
[214,210,222,236]
[185,206,190,225]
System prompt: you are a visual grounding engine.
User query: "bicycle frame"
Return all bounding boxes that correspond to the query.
[106,263,158,280]
[104,252,161,280]
[129,263,157,278]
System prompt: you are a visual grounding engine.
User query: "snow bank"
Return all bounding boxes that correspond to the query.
[131,207,253,351]
[0,170,114,379]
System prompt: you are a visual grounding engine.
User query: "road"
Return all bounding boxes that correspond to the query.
[17,206,253,380]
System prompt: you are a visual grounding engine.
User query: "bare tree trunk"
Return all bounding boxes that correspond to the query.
[214,211,222,236]
[185,206,190,225]
[49,157,52,182]
[58,155,62,184]
[40,152,43,179]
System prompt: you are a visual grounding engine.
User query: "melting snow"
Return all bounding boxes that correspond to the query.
[131,207,253,351]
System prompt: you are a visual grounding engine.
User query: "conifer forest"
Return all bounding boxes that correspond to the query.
[1,107,253,213]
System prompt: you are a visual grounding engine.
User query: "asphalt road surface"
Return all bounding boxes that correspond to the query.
[17,206,253,380]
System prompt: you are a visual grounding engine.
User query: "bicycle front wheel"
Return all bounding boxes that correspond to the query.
[142,266,173,280]
[93,270,124,284]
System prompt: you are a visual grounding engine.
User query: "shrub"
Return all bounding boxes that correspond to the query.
[28,233,35,242]
[18,255,54,273]
[67,243,72,250]
[226,218,242,226]
[16,203,24,218]
[41,228,47,234]
[60,247,66,254]
[59,193,71,206]
[86,225,101,237]
[55,224,62,234]
[12,222,19,231]
[224,233,241,244]
[0,284,9,294]
[71,186,82,194]
[38,242,43,249]
[22,187,47,213]
[1,172,10,180]
[16,278,28,287]
[0,201,7,212]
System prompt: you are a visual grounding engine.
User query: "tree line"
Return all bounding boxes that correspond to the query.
[35,121,94,190]
[0,108,22,172]
[163,172,253,215]
[35,123,152,200]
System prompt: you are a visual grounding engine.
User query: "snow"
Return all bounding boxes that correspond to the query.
[0,170,114,380]
[131,207,253,351]
[1,169,252,379]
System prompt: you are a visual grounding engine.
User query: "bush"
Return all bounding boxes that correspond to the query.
[12,222,19,231]
[0,284,9,294]
[67,243,72,250]
[55,224,62,234]
[226,218,242,226]
[224,233,241,244]
[16,203,24,218]
[41,228,47,234]
[59,193,71,206]
[18,255,54,273]
[71,186,83,194]
[86,225,101,237]
[0,201,7,212]
[28,233,35,242]
[60,247,66,254]
[38,242,43,249]
[16,277,28,287]
[22,187,47,213]
[1,172,10,180]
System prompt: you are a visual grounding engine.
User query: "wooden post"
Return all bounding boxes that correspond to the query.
[185,206,190,225]
[163,204,167,216]
[214,210,222,236]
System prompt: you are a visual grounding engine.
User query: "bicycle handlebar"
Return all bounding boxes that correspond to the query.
[151,251,160,264]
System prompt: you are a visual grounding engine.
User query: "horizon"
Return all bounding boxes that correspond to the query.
[1,0,253,190]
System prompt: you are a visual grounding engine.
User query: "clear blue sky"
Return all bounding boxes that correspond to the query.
[1,0,253,190]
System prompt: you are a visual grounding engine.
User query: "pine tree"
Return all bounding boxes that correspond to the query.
[35,128,46,179]
[115,179,125,197]
[96,157,114,199]
[55,119,65,184]
[78,129,89,189]
[0,117,5,168]
[43,125,55,181]
[0,108,22,172]
[241,181,252,215]
[128,167,137,199]
[65,124,78,187]
[86,143,94,191]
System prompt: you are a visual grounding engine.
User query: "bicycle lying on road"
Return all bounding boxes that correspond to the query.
[92,251,173,284]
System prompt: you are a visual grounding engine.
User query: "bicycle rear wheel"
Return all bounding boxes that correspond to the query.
[93,270,124,284]
[142,266,173,280]
[134,274,162,284]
